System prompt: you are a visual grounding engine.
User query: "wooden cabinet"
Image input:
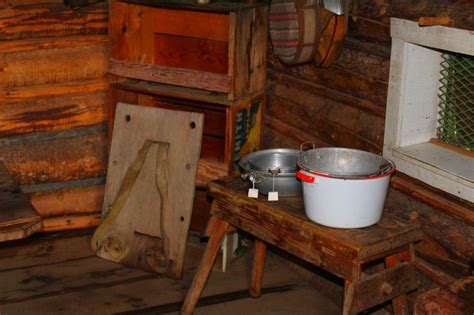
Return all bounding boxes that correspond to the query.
[108,0,269,231]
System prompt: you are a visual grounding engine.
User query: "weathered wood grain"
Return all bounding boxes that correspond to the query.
[0,2,108,41]
[268,54,388,108]
[94,104,204,279]
[0,0,62,9]
[41,213,102,232]
[208,176,423,279]
[391,174,474,226]
[0,79,108,100]
[154,34,228,74]
[231,6,268,99]
[0,163,41,241]
[415,276,474,315]
[347,263,417,314]
[195,159,228,188]
[385,189,474,267]
[263,116,332,150]
[0,35,107,53]
[0,256,153,305]
[0,230,94,271]
[347,17,391,44]
[266,92,383,153]
[30,184,104,217]
[0,128,107,185]
[267,68,386,118]
[109,59,231,93]
[0,220,42,243]
[1,91,107,136]
[0,39,108,88]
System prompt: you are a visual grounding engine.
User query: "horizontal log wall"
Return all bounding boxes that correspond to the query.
[263,0,473,289]
[0,0,108,230]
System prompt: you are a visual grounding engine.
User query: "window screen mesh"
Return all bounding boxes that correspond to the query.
[437,52,474,151]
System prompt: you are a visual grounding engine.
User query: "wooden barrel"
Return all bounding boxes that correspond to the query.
[269,0,321,65]
[269,0,346,67]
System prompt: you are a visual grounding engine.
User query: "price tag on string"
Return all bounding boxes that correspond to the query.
[247,173,259,198]
[248,188,259,198]
[267,166,280,202]
[268,191,278,201]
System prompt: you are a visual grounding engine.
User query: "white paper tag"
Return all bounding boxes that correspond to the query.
[268,191,279,201]
[248,188,259,198]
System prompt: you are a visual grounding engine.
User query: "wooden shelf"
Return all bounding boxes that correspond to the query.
[113,80,234,106]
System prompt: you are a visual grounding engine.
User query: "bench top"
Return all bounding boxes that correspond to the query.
[208,176,423,262]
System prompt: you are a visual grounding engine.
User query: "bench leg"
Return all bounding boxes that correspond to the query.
[250,239,266,298]
[342,280,356,315]
[181,218,230,315]
[385,253,408,315]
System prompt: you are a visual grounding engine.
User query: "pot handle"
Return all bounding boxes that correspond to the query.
[296,171,316,183]
[300,141,315,152]
[241,172,264,184]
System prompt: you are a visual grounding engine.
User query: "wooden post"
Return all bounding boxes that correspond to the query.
[385,253,409,315]
[250,238,267,298]
[181,217,230,315]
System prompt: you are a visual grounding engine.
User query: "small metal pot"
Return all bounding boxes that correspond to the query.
[239,149,302,196]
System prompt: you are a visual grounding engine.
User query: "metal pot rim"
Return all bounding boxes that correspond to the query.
[297,147,395,178]
[239,148,300,176]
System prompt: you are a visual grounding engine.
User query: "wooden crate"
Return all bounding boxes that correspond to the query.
[109,0,268,100]
[107,0,268,231]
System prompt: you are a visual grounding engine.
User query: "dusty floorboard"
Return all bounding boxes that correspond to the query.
[0,230,340,314]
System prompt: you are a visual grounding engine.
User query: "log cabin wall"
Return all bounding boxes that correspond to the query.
[263,0,473,289]
[0,0,109,231]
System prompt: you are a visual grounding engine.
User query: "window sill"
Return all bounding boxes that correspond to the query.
[384,143,474,203]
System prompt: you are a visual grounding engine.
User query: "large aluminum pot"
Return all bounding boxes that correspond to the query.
[239,149,302,196]
[296,147,395,228]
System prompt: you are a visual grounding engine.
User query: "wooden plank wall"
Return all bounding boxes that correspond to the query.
[0,0,108,231]
[263,0,474,289]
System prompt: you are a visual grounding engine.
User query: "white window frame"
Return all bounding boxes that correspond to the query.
[383,18,474,202]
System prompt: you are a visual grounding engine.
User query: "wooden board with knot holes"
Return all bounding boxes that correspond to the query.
[91,103,204,279]
[0,163,42,242]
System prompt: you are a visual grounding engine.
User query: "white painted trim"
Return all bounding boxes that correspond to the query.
[384,18,474,203]
[384,143,473,202]
[391,18,474,55]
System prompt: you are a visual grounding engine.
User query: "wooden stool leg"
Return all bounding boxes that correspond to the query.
[385,253,408,315]
[250,239,266,298]
[181,218,230,315]
[342,280,355,315]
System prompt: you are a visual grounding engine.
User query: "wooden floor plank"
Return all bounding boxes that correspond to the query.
[0,256,153,304]
[0,249,311,314]
[188,285,340,315]
[0,231,94,272]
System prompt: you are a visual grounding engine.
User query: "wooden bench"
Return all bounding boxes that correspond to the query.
[0,163,42,242]
[181,176,424,314]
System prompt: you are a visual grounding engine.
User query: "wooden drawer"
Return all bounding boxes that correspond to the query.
[109,1,268,100]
